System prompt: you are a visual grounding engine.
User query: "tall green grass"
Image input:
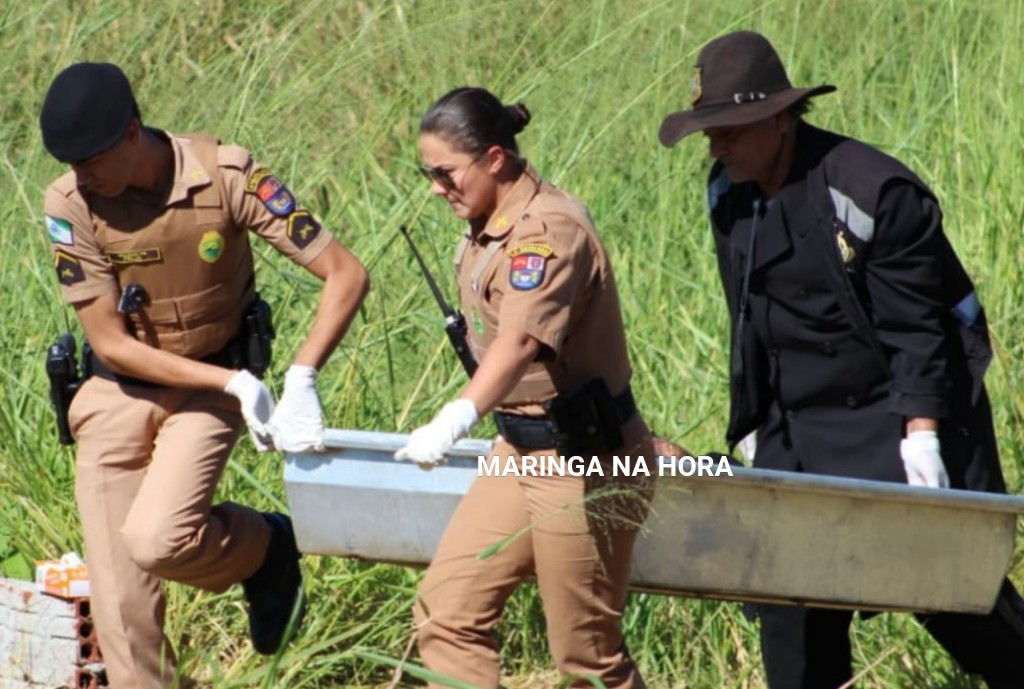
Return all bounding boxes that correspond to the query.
[1,0,1022,686]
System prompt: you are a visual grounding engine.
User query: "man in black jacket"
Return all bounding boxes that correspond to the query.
[658,30,1024,689]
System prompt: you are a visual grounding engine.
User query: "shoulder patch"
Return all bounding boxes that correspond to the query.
[245,167,273,193]
[45,215,73,245]
[507,243,553,258]
[246,168,296,217]
[54,251,85,286]
[509,252,547,290]
[287,211,322,250]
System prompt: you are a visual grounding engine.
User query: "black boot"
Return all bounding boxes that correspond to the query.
[243,512,305,655]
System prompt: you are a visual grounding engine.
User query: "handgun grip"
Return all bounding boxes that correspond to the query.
[46,335,81,446]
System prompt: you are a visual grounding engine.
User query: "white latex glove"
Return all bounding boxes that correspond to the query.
[738,430,758,462]
[224,370,276,451]
[900,430,949,489]
[267,365,325,453]
[394,399,479,470]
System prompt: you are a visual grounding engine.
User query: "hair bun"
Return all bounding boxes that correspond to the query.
[505,102,531,134]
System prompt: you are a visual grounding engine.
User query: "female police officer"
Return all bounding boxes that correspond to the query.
[395,87,654,688]
[39,63,368,688]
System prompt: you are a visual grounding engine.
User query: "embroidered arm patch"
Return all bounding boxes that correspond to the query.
[54,251,85,286]
[287,211,322,249]
[509,253,548,290]
[507,243,553,291]
[246,167,296,217]
[45,215,74,245]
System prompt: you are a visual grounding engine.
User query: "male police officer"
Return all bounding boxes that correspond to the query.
[658,31,1024,689]
[40,63,368,688]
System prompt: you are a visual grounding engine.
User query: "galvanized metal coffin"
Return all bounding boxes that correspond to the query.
[284,429,1024,613]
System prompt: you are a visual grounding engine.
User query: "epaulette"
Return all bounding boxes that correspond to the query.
[217,144,253,172]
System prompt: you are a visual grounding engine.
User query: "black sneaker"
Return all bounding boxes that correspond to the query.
[243,512,305,655]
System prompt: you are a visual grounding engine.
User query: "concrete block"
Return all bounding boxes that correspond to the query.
[0,578,104,688]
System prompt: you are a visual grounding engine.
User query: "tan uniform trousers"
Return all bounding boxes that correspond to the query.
[415,416,654,689]
[69,377,271,689]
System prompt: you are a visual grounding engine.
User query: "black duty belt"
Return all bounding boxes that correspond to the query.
[87,343,240,389]
[494,384,637,451]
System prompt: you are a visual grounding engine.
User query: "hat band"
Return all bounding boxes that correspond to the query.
[733,91,767,104]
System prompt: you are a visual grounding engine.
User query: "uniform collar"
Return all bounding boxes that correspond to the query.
[476,162,542,240]
[166,131,213,205]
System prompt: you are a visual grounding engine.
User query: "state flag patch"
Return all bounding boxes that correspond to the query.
[509,253,547,290]
[46,215,73,245]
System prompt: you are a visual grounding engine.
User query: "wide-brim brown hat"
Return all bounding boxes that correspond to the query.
[659,31,836,148]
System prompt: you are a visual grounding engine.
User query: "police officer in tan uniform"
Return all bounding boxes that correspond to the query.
[39,63,369,689]
[396,86,654,689]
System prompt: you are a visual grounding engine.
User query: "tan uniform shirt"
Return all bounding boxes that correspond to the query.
[42,129,335,357]
[455,164,632,415]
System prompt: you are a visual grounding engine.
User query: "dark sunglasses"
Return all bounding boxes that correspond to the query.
[417,164,458,191]
[418,152,489,191]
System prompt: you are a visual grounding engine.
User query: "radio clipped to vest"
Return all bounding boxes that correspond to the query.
[399,224,478,378]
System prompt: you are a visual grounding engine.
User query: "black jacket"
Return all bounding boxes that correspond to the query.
[710,123,1004,491]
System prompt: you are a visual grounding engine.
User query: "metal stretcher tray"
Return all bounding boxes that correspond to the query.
[284,429,1024,613]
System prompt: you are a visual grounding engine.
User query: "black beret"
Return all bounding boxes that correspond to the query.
[40,63,139,163]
